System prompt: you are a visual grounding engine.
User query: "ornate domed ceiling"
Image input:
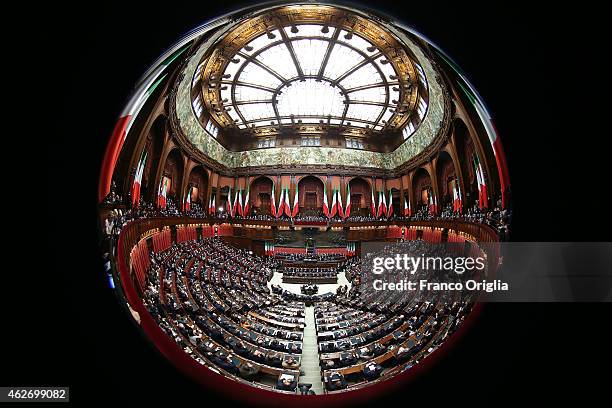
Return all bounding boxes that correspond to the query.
[171,3,448,170]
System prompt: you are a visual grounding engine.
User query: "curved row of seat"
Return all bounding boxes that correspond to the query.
[136,236,477,394]
[142,238,306,392]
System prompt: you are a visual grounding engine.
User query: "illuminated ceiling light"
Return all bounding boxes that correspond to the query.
[214,21,425,133]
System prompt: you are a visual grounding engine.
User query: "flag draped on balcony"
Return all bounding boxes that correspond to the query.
[243,187,250,216]
[473,155,488,209]
[344,183,351,219]
[428,189,438,215]
[277,188,285,218]
[131,151,147,207]
[291,181,299,217]
[371,185,376,216]
[453,178,463,213]
[271,181,277,218]
[283,186,292,217]
[232,186,239,217]
[157,178,168,209]
[184,186,192,212]
[323,181,330,217]
[404,197,411,217]
[209,196,216,215]
[386,189,393,218]
[227,186,233,216]
[337,187,344,219]
[330,188,338,218]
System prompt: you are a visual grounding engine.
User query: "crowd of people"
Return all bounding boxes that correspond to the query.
[102,182,511,243]
[132,233,478,393]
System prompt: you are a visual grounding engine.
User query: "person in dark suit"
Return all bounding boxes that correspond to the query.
[325,372,347,391]
[363,361,383,381]
[282,356,300,369]
[276,373,297,391]
[267,352,283,367]
[238,362,260,381]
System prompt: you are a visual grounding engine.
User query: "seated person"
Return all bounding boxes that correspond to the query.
[232,339,249,356]
[213,351,239,374]
[288,342,301,353]
[394,343,409,359]
[339,351,358,367]
[358,346,374,360]
[325,371,347,391]
[238,362,260,381]
[250,348,266,362]
[371,343,385,356]
[363,361,383,381]
[276,373,297,391]
[267,352,283,367]
[282,355,300,370]
[322,359,336,369]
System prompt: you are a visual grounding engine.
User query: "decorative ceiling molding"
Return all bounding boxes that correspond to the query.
[169,2,450,174]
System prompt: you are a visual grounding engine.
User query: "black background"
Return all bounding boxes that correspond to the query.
[8,0,611,405]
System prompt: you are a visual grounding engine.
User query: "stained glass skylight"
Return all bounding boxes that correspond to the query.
[218,24,419,131]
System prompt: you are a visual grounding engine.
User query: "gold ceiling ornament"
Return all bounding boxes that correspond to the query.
[195,4,427,137]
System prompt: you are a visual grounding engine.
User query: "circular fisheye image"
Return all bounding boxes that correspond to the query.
[97,1,511,404]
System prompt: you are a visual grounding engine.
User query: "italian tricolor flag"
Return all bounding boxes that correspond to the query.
[337,187,344,219]
[209,196,216,215]
[344,184,351,219]
[227,186,233,216]
[453,71,510,208]
[157,178,168,209]
[291,183,299,217]
[99,44,190,203]
[277,188,285,217]
[453,178,463,213]
[329,188,338,218]
[473,155,488,209]
[232,187,240,217]
[404,197,411,217]
[243,188,250,216]
[323,182,330,217]
[386,189,393,218]
[371,186,376,216]
[264,241,275,256]
[283,186,291,217]
[428,189,438,215]
[377,190,386,218]
[131,150,147,207]
[236,188,244,216]
[184,186,192,212]
[271,182,278,218]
